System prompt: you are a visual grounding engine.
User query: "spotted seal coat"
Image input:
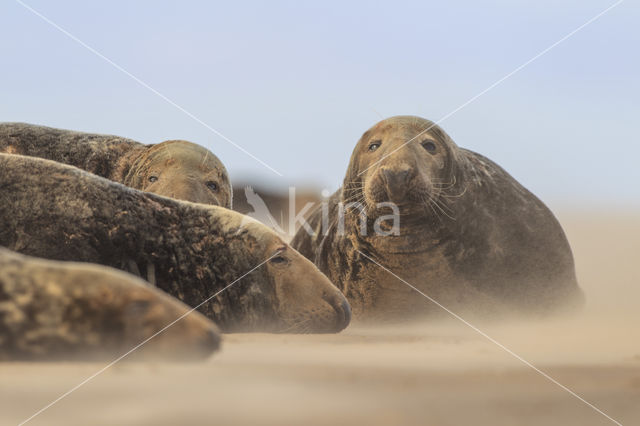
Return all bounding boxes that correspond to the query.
[0,154,350,333]
[0,247,220,361]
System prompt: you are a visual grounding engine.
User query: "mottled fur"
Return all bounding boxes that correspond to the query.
[0,123,232,207]
[292,116,583,320]
[0,247,220,361]
[0,154,350,333]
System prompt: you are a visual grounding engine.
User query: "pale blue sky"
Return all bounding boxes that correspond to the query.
[1,0,638,207]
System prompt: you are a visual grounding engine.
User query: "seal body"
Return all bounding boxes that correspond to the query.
[0,154,350,333]
[0,123,232,207]
[0,247,220,361]
[291,116,583,320]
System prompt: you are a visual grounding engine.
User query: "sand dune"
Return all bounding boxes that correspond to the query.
[1,211,639,426]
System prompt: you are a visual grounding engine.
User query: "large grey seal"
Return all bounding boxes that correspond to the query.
[291,116,583,320]
[0,154,350,333]
[0,123,232,207]
[0,247,220,361]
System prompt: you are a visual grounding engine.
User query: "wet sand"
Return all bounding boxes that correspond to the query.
[1,211,639,426]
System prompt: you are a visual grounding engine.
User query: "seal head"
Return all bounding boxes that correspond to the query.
[124,140,232,208]
[204,214,351,333]
[0,247,220,361]
[345,115,461,223]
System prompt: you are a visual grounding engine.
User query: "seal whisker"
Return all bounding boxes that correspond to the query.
[281,317,313,333]
[417,193,443,223]
[440,185,468,199]
[426,199,444,223]
[342,192,367,204]
[424,192,456,221]
[433,182,455,188]
[432,176,458,190]
[127,260,142,277]
[432,197,456,219]
[146,262,156,286]
[433,181,456,188]
[342,193,366,202]
[343,187,366,194]
[163,143,174,162]
[200,150,209,168]
[343,187,367,195]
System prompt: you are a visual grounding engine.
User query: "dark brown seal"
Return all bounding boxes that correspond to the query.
[0,123,232,207]
[0,154,350,333]
[0,247,220,361]
[291,116,583,320]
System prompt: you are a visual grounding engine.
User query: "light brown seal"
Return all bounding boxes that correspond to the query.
[0,154,350,333]
[0,247,220,361]
[291,116,583,321]
[0,122,232,207]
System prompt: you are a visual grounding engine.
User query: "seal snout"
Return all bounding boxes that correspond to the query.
[323,291,352,332]
[197,326,222,357]
[381,164,413,199]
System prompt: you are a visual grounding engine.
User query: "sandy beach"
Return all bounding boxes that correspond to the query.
[1,210,639,426]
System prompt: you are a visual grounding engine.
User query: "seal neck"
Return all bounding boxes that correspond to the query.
[343,202,455,255]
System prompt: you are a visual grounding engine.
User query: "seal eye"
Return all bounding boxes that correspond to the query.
[421,141,437,154]
[206,181,218,192]
[148,175,158,183]
[368,141,381,152]
[270,255,288,265]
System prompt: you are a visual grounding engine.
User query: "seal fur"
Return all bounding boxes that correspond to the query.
[0,154,350,333]
[291,116,583,320]
[0,247,220,361]
[0,122,232,207]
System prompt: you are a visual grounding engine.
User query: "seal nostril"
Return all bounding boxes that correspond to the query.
[382,167,411,194]
[322,292,351,332]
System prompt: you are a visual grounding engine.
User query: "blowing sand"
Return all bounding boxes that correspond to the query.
[1,210,639,426]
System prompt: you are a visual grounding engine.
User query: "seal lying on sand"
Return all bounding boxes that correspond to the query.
[291,116,583,320]
[0,247,220,361]
[0,154,350,333]
[0,123,232,207]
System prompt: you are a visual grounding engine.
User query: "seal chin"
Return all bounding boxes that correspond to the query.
[277,294,351,334]
[274,288,352,334]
